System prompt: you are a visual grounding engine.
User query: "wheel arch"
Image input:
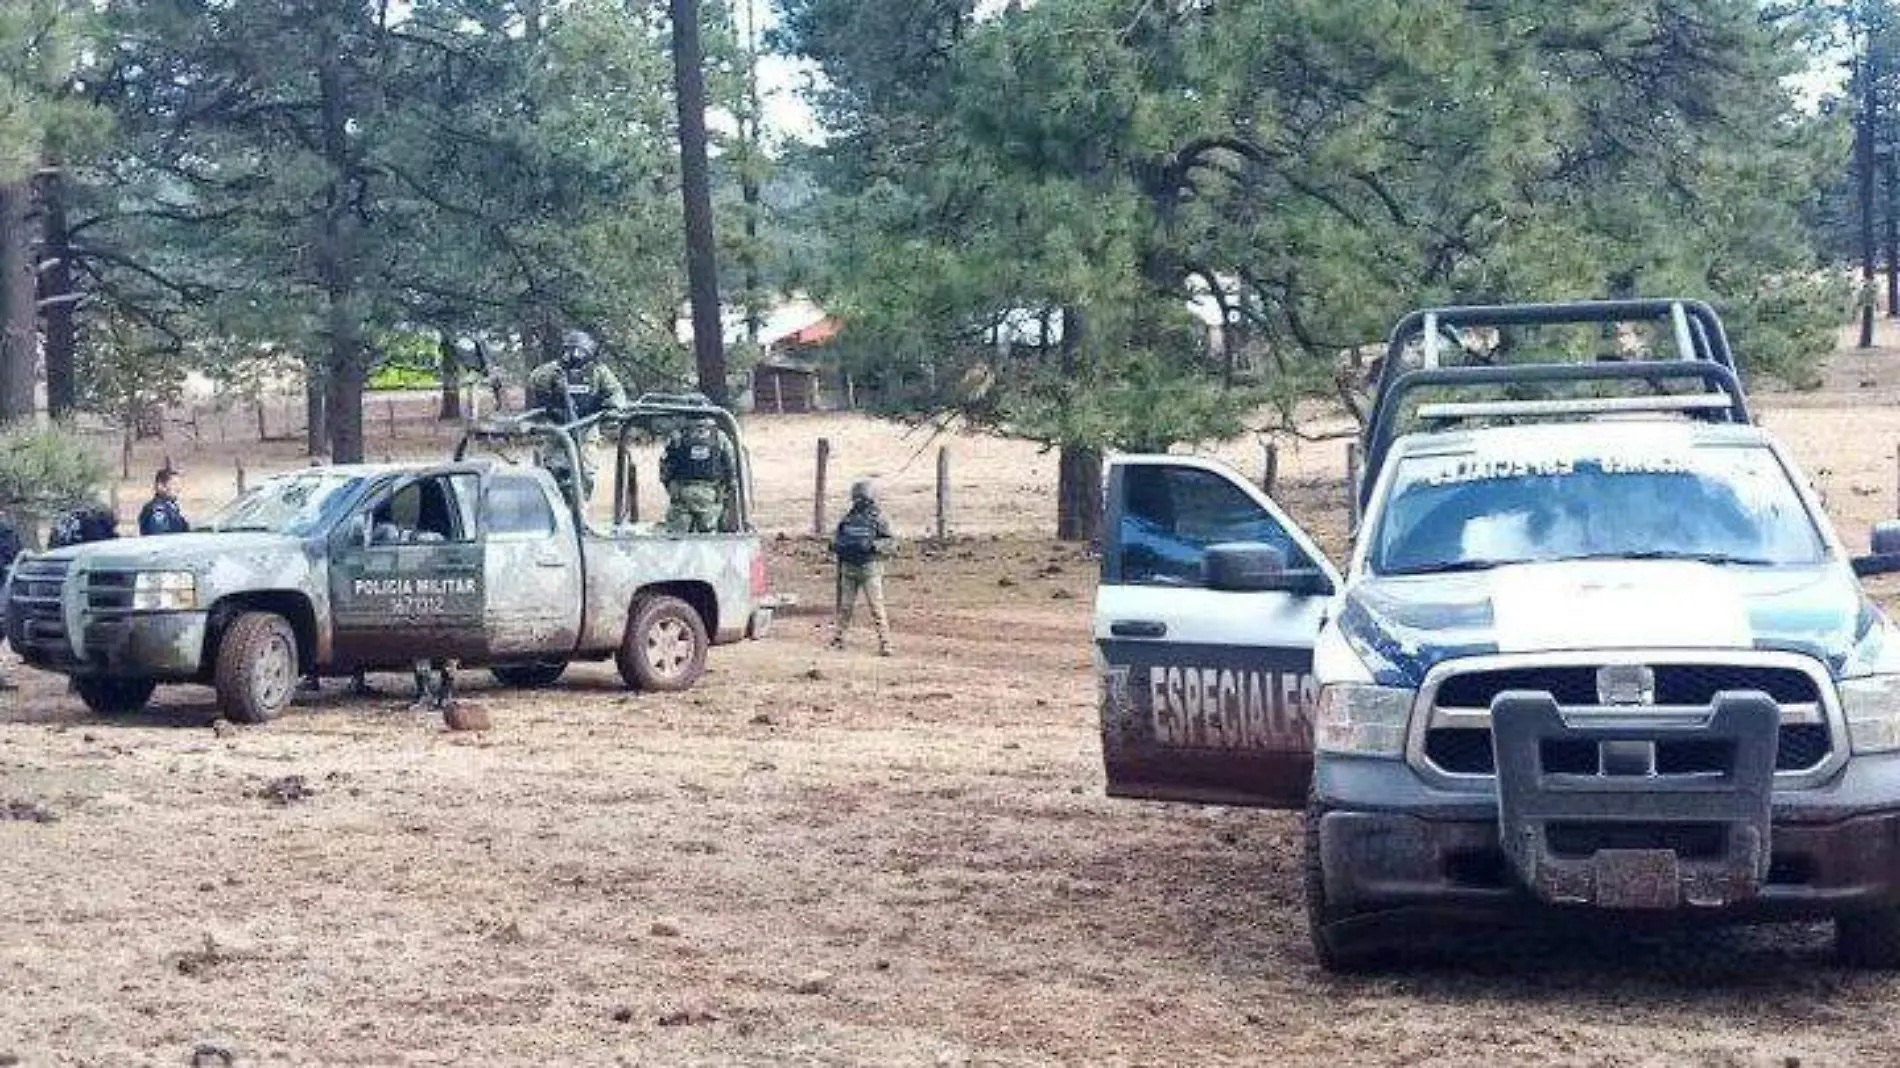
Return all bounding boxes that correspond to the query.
[631,580,717,639]
[203,591,319,677]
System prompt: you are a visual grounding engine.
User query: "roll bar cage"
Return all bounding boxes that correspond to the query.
[1358,300,1751,512]
[454,391,752,531]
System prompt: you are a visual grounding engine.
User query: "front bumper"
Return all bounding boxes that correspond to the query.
[1315,749,1900,921]
[15,611,208,680]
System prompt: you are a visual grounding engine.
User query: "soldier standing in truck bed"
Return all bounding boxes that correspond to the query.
[526,329,629,506]
[661,417,736,533]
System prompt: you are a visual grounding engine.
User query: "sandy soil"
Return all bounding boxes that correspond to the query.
[9,329,1900,1065]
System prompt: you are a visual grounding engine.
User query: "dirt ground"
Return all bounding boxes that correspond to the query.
[12,330,1900,1065]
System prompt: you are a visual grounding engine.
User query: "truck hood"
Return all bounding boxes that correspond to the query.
[1336,559,1879,686]
[39,531,303,568]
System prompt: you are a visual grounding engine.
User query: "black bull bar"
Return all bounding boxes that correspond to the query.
[1491,691,1779,910]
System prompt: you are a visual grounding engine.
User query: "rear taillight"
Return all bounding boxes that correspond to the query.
[749,554,769,597]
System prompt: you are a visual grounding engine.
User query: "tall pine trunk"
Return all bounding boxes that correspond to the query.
[740,0,763,348]
[1057,446,1103,543]
[325,321,365,462]
[437,329,462,421]
[1860,43,1879,348]
[38,173,76,417]
[0,181,37,421]
[305,363,328,456]
[1054,306,1102,543]
[671,0,728,406]
[1887,147,1898,319]
[318,59,365,462]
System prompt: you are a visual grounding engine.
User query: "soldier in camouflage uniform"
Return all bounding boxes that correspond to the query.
[661,417,737,533]
[526,329,629,506]
[829,480,894,656]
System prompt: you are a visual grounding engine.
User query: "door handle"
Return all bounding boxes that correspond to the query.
[534,556,566,568]
[1110,620,1167,639]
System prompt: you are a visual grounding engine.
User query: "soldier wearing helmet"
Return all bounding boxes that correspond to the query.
[526,328,629,505]
[661,416,737,533]
[829,479,895,655]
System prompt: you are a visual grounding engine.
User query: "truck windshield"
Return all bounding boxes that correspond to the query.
[1371,444,1826,576]
[207,473,364,536]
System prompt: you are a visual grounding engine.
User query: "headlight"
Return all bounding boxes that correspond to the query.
[1315,683,1415,758]
[132,571,197,611]
[1841,675,1900,755]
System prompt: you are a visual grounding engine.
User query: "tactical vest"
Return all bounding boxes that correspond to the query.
[564,364,598,418]
[669,435,725,482]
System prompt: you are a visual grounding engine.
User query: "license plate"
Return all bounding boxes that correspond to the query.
[1592,849,1681,909]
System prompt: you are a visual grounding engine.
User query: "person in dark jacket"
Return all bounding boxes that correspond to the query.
[829,480,895,655]
[138,467,190,536]
[0,515,18,587]
[0,513,18,691]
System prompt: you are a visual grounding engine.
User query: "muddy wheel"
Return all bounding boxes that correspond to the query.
[73,677,157,716]
[214,612,299,724]
[1304,791,1390,974]
[490,660,568,689]
[616,595,708,692]
[1837,909,1900,969]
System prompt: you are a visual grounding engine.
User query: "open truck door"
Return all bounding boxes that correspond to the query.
[329,470,486,669]
[1095,457,1339,808]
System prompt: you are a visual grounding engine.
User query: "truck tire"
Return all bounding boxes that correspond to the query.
[1837,909,1900,969]
[214,612,299,724]
[74,677,157,716]
[490,660,568,689]
[1303,792,1390,973]
[616,594,708,692]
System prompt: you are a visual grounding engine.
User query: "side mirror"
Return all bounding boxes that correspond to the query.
[1204,542,1335,597]
[1854,521,1900,578]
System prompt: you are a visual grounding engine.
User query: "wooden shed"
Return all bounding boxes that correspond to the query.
[753,356,821,414]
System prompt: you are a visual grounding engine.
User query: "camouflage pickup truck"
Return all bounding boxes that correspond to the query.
[3,395,774,722]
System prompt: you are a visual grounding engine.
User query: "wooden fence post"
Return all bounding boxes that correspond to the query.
[235,457,247,496]
[1346,441,1364,528]
[1262,441,1279,495]
[386,398,398,445]
[936,445,951,540]
[813,437,831,536]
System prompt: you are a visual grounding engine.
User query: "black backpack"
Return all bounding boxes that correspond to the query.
[49,508,114,549]
[832,512,882,564]
[49,511,85,549]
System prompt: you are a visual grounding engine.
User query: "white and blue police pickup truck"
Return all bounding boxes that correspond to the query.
[1095,300,1900,970]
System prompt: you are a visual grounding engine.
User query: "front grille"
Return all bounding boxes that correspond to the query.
[1435,664,1821,708]
[86,571,134,612]
[1425,727,1495,774]
[7,558,73,657]
[1421,659,1836,777]
[1424,725,1826,775]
